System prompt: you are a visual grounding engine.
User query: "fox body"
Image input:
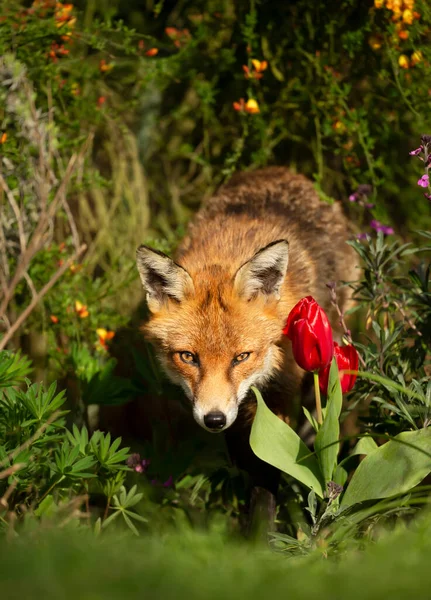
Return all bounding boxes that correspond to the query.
[136,167,357,503]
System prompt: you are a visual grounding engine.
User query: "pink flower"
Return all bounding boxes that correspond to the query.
[409,147,422,156]
[418,174,429,188]
[370,220,394,235]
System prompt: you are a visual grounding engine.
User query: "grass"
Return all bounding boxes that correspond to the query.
[2,511,431,599]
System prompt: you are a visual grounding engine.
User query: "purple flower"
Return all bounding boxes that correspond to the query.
[365,203,375,209]
[162,475,174,488]
[356,233,368,240]
[425,193,431,201]
[370,220,394,235]
[409,146,423,156]
[126,453,151,474]
[349,193,357,202]
[418,174,429,188]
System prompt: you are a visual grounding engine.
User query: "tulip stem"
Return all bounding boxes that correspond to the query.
[313,372,323,425]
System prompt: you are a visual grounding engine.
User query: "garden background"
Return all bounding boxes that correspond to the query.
[0,0,430,597]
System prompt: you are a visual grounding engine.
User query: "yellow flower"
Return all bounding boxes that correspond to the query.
[96,328,115,349]
[402,0,414,9]
[75,300,89,318]
[374,0,384,7]
[244,99,260,114]
[411,50,422,65]
[398,54,410,69]
[402,8,413,23]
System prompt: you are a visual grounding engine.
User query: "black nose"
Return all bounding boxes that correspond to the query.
[204,411,226,430]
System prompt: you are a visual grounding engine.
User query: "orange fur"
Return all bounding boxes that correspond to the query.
[138,167,358,431]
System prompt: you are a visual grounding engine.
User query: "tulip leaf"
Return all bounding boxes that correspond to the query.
[250,387,325,498]
[314,358,343,485]
[341,428,431,509]
[334,435,378,486]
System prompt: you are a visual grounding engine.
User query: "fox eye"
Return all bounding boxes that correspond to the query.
[179,351,199,366]
[233,352,251,366]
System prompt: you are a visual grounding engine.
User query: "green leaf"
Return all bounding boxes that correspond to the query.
[334,435,378,486]
[341,428,431,509]
[250,387,325,498]
[315,359,343,484]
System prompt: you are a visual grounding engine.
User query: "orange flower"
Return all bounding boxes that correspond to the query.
[99,59,113,72]
[50,315,59,324]
[233,98,245,112]
[69,263,82,274]
[97,96,106,107]
[165,27,191,48]
[244,99,260,114]
[96,328,115,350]
[398,29,409,40]
[0,133,7,144]
[145,48,159,57]
[398,54,410,68]
[369,35,383,50]
[251,59,268,73]
[243,59,268,80]
[75,300,89,318]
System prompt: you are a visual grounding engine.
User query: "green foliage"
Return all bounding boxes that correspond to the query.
[250,386,325,498]
[0,350,147,537]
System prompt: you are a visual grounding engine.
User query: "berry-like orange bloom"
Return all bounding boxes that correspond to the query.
[99,59,113,72]
[50,315,59,324]
[0,133,7,144]
[233,98,245,112]
[96,328,115,350]
[398,29,409,40]
[97,96,106,107]
[75,300,89,318]
[145,48,159,57]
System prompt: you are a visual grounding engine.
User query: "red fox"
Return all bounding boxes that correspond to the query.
[136,167,357,518]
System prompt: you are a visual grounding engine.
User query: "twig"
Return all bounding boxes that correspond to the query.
[0,135,91,317]
[0,463,25,481]
[0,173,27,253]
[0,244,86,351]
[393,300,422,337]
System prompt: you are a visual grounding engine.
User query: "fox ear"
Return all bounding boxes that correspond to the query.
[136,246,194,312]
[233,240,289,301]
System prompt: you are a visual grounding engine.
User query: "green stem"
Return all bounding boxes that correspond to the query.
[313,372,323,425]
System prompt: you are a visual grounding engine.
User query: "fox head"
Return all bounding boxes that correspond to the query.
[136,240,289,433]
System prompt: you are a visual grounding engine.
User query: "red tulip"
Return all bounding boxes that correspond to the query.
[319,342,359,394]
[284,296,334,372]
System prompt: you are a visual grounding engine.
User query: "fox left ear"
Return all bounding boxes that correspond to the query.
[233,240,289,301]
[136,245,194,312]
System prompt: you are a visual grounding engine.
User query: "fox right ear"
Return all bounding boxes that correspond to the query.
[136,246,194,312]
[233,239,289,301]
